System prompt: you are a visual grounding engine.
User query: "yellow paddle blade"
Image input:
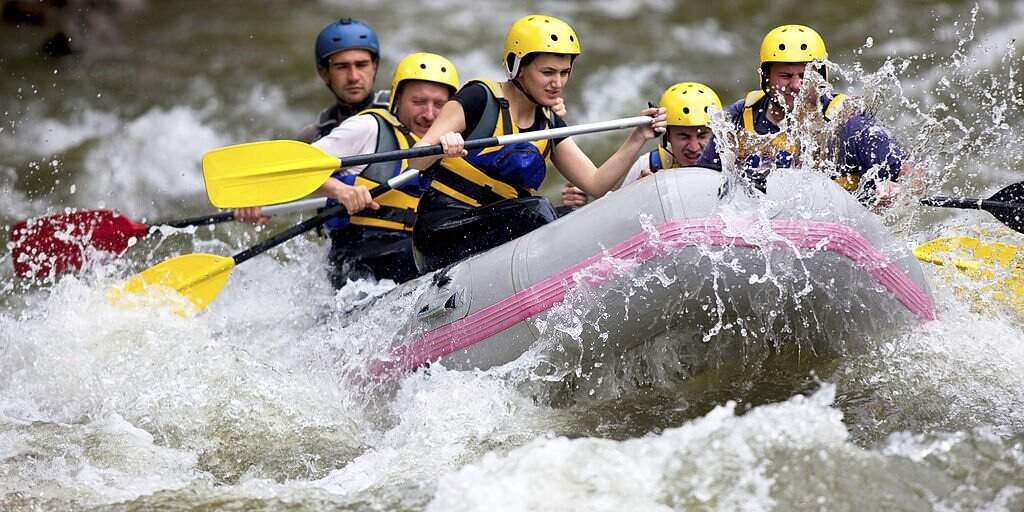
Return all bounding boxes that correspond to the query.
[202,140,340,208]
[913,236,1017,271]
[106,253,236,316]
[914,236,1024,312]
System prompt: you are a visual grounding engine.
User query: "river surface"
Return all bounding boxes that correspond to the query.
[2,1,1024,510]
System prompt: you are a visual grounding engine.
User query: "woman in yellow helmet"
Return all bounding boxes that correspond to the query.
[696,24,907,207]
[408,14,666,272]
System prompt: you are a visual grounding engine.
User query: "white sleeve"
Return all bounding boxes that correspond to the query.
[311,114,380,176]
[619,154,650,189]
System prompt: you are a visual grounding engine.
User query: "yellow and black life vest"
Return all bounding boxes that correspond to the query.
[741,90,859,191]
[349,108,422,232]
[430,80,557,207]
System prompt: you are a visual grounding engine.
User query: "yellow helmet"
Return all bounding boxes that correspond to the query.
[759,24,827,66]
[503,15,581,79]
[758,24,828,89]
[389,52,460,112]
[659,82,722,127]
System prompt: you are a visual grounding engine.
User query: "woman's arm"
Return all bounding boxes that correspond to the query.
[618,155,650,189]
[407,100,469,170]
[551,107,665,197]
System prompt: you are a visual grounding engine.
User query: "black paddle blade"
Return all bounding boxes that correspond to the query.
[984,181,1024,234]
[985,203,1024,234]
[989,181,1024,203]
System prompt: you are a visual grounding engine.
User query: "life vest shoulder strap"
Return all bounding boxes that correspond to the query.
[823,93,847,121]
[353,109,418,188]
[473,79,503,98]
[359,108,417,150]
[742,90,767,133]
[348,110,422,232]
[312,104,343,140]
[648,149,661,172]
[463,79,513,138]
[744,90,767,106]
[358,107,398,126]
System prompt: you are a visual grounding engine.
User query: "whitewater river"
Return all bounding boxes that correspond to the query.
[2,0,1024,510]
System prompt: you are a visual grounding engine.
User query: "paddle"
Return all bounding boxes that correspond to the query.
[919,181,1024,234]
[108,114,655,314]
[106,170,419,315]
[916,180,1024,308]
[914,236,1017,272]
[202,115,655,208]
[913,236,1024,309]
[10,197,327,279]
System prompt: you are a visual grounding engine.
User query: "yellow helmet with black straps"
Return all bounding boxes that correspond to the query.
[503,15,581,79]
[758,24,828,88]
[659,82,722,127]
[389,52,460,112]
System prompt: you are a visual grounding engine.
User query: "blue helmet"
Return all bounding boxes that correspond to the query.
[314,18,380,66]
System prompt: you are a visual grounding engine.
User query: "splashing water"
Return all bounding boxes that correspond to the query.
[3,2,1024,510]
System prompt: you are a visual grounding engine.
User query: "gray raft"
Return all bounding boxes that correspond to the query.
[369,169,933,376]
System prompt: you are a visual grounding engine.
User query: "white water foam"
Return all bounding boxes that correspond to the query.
[427,387,837,511]
[78,106,229,218]
[0,106,121,157]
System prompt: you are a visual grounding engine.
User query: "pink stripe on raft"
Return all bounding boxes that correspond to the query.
[370,219,936,375]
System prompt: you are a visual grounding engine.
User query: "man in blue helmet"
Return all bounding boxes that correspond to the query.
[236,18,391,223]
[296,18,389,144]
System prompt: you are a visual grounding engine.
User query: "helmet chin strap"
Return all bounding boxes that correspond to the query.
[509,77,542,107]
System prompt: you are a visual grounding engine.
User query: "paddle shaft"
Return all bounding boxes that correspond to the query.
[231,171,417,265]
[919,196,1014,211]
[161,197,328,228]
[336,116,653,169]
[228,116,653,263]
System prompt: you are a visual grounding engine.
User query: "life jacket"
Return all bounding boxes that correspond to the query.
[740,90,859,191]
[429,80,557,208]
[647,146,675,173]
[345,108,422,232]
[311,90,391,141]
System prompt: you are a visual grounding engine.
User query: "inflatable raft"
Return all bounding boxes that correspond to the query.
[369,168,935,376]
